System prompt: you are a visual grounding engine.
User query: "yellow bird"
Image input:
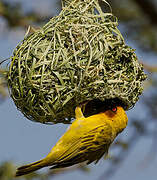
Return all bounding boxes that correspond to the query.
[15,105,128,177]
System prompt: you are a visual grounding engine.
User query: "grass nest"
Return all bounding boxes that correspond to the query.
[7,0,147,124]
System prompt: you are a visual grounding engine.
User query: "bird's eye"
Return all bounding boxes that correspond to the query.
[111,107,117,112]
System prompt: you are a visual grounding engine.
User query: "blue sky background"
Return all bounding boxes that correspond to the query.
[0,1,157,180]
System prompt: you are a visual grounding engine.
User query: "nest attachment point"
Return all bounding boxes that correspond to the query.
[8,0,147,124]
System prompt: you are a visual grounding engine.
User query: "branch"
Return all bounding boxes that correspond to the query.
[0,0,52,28]
[141,62,157,73]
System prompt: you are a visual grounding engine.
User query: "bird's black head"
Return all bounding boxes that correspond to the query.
[82,98,127,117]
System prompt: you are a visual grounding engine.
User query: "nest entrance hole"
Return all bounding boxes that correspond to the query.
[82,98,127,117]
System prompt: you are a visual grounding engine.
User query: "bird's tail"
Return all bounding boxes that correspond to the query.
[15,159,47,177]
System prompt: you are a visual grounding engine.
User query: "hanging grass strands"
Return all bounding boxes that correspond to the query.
[7,0,147,124]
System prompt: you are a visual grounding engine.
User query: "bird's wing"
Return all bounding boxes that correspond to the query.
[81,124,113,149]
[51,124,113,168]
[81,124,113,164]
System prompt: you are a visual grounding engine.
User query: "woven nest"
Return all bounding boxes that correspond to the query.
[8,0,146,124]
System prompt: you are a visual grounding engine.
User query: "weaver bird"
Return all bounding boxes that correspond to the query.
[16,105,128,176]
